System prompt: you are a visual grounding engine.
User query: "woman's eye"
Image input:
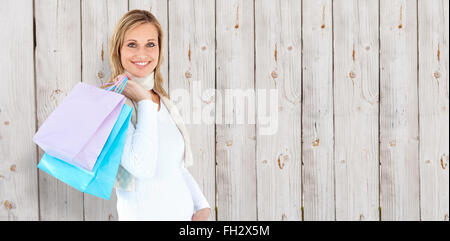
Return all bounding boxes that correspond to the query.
[127,42,155,47]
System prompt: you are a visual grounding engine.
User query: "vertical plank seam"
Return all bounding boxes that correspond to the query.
[32,0,41,221]
[378,0,382,222]
[80,0,85,221]
[253,0,258,221]
[331,0,337,221]
[214,0,218,221]
[300,0,304,222]
[416,0,422,221]
[167,0,170,94]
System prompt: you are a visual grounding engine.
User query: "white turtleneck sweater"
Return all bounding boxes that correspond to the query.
[115,71,210,221]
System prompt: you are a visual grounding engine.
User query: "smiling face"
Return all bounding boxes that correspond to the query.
[120,23,160,78]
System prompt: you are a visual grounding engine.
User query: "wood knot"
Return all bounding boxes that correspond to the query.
[440,154,448,170]
[321,24,325,29]
[101,45,104,61]
[50,89,62,100]
[349,71,356,79]
[313,139,320,147]
[97,71,104,79]
[389,140,396,147]
[271,71,278,79]
[277,154,285,169]
[4,121,9,126]
[398,24,402,29]
[434,71,441,79]
[185,71,192,79]
[3,200,14,210]
[226,140,232,147]
[287,46,293,51]
[10,164,16,172]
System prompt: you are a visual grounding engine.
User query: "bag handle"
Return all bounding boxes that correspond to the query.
[105,75,128,94]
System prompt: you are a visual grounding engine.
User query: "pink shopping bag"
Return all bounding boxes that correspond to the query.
[33,82,125,171]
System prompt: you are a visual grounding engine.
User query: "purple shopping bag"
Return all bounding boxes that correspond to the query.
[33,82,125,171]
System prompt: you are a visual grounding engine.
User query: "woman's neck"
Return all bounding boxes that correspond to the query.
[125,71,155,91]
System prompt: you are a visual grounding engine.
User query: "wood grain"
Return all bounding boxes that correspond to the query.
[0,0,39,221]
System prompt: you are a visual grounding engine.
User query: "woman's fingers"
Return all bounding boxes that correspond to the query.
[121,79,134,97]
[106,74,127,93]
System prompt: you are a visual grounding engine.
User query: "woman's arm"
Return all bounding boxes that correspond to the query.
[180,163,211,217]
[120,99,159,179]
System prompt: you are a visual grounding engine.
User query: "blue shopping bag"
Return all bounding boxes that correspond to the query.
[37,103,132,200]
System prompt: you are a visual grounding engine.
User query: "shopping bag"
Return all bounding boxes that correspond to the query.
[37,103,132,200]
[33,82,126,171]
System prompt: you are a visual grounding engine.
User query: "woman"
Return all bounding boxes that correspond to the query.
[104,9,211,221]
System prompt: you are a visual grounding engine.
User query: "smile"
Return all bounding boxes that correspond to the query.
[132,61,150,68]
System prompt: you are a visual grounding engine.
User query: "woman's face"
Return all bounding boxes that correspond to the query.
[120,23,159,78]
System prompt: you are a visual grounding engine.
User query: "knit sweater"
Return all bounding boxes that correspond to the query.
[115,73,210,220]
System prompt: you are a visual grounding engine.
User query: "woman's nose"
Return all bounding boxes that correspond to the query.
[134,55,148,60]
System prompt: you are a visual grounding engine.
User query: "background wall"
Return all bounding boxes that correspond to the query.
[0,0,448,221]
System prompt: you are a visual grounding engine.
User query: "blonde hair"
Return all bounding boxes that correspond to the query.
[105,9,169,99]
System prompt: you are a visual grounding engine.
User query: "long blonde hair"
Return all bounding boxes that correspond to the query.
[106,9,169,99]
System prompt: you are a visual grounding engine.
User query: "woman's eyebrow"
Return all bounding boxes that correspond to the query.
[126,39,157,42]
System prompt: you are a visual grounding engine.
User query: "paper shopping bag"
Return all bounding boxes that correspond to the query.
[33,82,125,171]
[37,103,132,200]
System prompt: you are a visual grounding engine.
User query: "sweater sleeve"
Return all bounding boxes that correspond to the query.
[120,99,159,179]
[180,163,211,212]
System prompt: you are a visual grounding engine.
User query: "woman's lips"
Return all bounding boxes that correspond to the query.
[132,61,150,69]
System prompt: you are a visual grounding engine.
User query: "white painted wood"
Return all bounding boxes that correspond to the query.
[168,0,216,220]
[380,0,420,220]
[81,0,128,221]
[130,0,169,92]
[216,0,257,220]
[1,0,448,221]
[302,0,335,220]
[0,0,39,221]
[418,0,449,221]
[35,0,84,220]
[255,0,302,221]
[334,0,380,221]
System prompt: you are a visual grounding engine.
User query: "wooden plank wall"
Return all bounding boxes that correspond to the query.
[255,0,302,221]
[0,0,38,221]
[0,0,448,221]
[334,0,379,221]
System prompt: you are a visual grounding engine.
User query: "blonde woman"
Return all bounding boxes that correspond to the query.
[103,9,210,221]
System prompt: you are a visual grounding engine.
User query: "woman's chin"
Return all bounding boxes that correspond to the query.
[127,69,152,78]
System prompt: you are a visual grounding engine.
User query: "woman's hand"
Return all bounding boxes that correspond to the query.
[191,208,211,221]
[113,74,151,103]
